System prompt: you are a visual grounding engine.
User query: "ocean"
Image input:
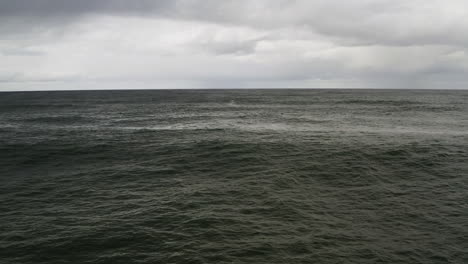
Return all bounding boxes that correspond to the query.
[1,89,467,263]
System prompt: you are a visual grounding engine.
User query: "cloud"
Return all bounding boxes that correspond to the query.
[0,0,468,90]
[0,0,175,17]
[0,48,45,56]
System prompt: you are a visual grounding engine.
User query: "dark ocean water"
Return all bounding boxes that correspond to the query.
[1,89,467,264]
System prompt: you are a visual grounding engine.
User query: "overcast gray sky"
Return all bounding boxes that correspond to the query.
[1,0,467,90]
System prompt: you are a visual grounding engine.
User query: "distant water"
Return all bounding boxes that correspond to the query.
[1,90,467,264]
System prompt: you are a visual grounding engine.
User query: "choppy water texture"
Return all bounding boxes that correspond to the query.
[1,90,468,264]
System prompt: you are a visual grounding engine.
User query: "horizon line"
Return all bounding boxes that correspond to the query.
[1,87,468,93]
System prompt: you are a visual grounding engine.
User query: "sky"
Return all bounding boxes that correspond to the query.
[1,0,468,91]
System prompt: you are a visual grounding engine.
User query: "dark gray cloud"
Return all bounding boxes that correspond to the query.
[2,0,467,46]
[0,0,468,90]
[0,0,174,17]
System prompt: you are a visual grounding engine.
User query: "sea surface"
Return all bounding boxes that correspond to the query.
[1,89,467,264]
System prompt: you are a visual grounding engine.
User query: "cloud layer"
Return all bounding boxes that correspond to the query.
[1,0,468,90]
